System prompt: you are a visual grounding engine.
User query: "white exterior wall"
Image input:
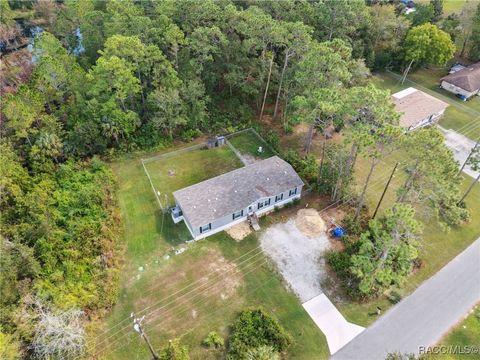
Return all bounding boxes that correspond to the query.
[441,80,477,99]
[409,108,446,131]
[179,185,303,240]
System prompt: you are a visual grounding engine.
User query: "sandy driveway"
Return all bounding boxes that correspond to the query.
[260,215,365,354]
[260,219,330,302]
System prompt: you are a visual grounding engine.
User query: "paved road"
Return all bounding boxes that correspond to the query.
[332,238,480,360]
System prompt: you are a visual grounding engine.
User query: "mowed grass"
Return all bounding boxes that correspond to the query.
[416,0,466,14]
[143,146,243,205]
[337,148,480,326]
[372,71,480,140]
[104,144,329,360]
[228,130,276,159]
[423,304,480,360]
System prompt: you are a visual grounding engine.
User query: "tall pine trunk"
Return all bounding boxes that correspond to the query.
[397,160,420,203]
[354,158,378,220]
[273,52,289,120]
[259,53,275,121]
[303,123,314,154]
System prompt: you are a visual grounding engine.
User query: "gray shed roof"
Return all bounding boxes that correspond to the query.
[173,156,304,228]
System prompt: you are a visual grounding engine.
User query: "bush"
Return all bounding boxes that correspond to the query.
[227,309,292,359]
[283,123,294,134]
[326,250,352,281]
[245,345,279,360]
[341,210,369,238]
[283,150,317,184]
[202,331,224,349]
[159,339,190,360]
[386,291,402,304]
[182,129,202,142]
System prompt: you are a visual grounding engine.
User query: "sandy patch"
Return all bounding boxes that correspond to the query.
[260,219,331,302]
[295,208,327,237]
[132,248,243,336]
[207,254,242,299]
[225,221,252,241]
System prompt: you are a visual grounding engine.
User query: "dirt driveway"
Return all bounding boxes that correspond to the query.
[260,212,366,355]
[260,218,331,303]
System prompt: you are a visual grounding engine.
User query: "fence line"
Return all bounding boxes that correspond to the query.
[142,142,207,164]
[141,158,162,208]
[141,127,313,200]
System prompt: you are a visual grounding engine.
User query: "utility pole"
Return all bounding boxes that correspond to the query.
[132,313,159,360]
[372,162,399,219]
[458,141,479,175]
[458,172,480,205]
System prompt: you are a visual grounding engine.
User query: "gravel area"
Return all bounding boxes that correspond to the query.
[260,218,331,302]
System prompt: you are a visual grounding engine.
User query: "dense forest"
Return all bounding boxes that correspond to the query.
[1,0,480,358]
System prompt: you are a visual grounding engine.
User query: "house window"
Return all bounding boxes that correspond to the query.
[258,199,271,209]
[232,210,243,220]
[200,223,211,234]
[289,188,298,196]
[275,194,283,202]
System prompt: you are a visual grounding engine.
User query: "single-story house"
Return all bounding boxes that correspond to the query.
[171,156,304,240]
[440,62,480,99]
[391,87,449,131]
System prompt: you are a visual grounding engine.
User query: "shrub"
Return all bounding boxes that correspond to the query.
[202,331,224,349]
[283,150,317,184]
[227,309,292,359]
[182,129,202,142]
[326,250,352,281]
[159,339,190,360]
[386,291,402,304]
[283,123,293,134]
[245,345,279,360]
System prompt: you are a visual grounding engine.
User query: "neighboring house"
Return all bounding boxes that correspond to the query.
[440,62,480,99]
[171,156,304,240]
[449,63,466,74]
[391,87,449,131]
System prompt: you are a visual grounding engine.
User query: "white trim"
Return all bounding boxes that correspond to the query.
[191,194,301,240]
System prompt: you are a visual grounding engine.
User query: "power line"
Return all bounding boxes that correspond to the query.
[88,156,421,359]
[132,314,159,360]
[91,247,267,351]
[91,162,411,356]
[98,258,269,357]
[95,244,264,338]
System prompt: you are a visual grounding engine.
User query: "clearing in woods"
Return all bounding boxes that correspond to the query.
[103,137,329,359]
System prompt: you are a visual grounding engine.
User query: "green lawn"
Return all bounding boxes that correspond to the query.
[423,304,480,360]
[372,71,480,140]
[228,130,276,160]
[101,143,329,360]
[336,149,480,326]
[416,0,467,15]
[143,146,243,206]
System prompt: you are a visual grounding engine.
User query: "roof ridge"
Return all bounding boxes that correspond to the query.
[172,155,283,195]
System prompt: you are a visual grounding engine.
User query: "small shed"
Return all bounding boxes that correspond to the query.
[207,136,227,149]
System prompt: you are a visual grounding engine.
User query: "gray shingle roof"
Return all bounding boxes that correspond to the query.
[441,62,480,92]
[173,156,304,228]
